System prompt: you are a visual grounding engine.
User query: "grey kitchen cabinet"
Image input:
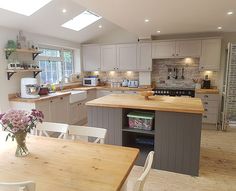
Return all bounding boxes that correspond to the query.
[199,39,221,71]
[82,44,101,71]
[195,93,220,126]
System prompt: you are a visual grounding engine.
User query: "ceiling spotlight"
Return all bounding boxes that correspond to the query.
[98,25,102,28]
[217,26,222,30]
[62,9,67,13]
[144,19,149,23]
[157,30,161,33]
[227,11,233,15]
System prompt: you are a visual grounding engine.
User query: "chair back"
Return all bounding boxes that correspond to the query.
[36,122,68,139]
[134,151,154,191]
[68,125,107,144]
[0,181,35,191]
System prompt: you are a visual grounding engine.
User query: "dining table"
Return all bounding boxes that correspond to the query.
[0,132,139,191]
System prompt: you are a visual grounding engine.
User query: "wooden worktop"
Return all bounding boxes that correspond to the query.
[9,92,71,103]
[195,89,219,94]
[74,86,152,91]
[0,133,139,191]
[86,94,204,114]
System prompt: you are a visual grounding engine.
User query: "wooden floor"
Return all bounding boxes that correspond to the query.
[127,128,236,191]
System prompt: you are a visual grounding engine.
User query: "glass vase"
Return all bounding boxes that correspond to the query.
[15,132,29,157]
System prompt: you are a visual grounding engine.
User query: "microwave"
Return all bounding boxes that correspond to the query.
[83,78,99,86]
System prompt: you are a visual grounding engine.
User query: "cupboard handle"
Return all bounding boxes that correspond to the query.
[50,100,53,103]
[172,54,175,56]
[176,53,179,56]
[204,108,208,111]
[204,102,208,105]
[60,97,63,100]
[203,115,207,118]
[204,95,209,98]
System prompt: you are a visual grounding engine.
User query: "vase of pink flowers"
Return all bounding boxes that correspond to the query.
[0,109,44,157]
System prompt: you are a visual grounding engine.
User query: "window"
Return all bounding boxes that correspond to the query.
[38,47,74,84]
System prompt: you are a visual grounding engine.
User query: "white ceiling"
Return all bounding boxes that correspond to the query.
[73,0,236,38]
[0,0,120,43]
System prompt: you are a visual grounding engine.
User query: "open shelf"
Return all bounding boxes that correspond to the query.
[4,48,42,60]
[6,69,42,80]
[122,127,155,135]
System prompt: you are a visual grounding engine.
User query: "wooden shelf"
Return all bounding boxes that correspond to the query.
[6,69,42,80]
[122,127,155,135]
[4,48,42,60]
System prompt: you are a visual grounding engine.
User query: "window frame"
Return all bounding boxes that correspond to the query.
[37,45,74,85]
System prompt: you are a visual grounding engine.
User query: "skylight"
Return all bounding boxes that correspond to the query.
[0,0,52,16]
[62,11,102,31]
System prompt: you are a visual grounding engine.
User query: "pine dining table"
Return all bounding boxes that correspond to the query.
[0,132,139,191]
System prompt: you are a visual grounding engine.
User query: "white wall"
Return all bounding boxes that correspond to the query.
[0,26,80,112]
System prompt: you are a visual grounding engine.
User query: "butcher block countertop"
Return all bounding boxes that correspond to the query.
[195,89,219,94]
[74,86,152,91]
[9,92,71,103]
[86,94,204,114]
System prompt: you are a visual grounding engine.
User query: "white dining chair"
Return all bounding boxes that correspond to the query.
[121,151,154,191]
[36,122,68,139]
[0,181,35,191]
[68,125,107,144]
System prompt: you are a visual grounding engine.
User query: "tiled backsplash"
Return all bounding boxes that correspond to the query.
[85,71,139,84]
[152,58,218,88]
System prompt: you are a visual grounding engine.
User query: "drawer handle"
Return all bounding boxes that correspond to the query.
[50,100,53,103]
[204,109,208,111]
[204,95,209,98]
[204,102,208,105]
[203,115,207,118]
[60,97,63,100]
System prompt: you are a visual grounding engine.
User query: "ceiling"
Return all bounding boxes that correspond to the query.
[73,0,236,38]
[0,0,120,43]
[0,0,236,44]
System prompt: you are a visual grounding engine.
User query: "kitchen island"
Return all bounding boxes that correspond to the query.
[86,94,204,176]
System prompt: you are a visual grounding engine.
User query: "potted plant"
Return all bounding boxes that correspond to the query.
[0,109,43,157]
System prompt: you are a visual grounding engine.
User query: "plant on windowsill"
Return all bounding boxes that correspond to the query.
[0,109,44,157]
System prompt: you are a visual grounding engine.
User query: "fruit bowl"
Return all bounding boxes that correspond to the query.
[140,91,154,100]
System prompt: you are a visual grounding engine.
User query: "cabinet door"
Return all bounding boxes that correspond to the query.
[101,45,117,71]
[50,96,69,123]
[200,39,221,71]
[152,41,176,59]
[82,45,101,71]
[35,100,51,122]
[69,103,79,125]
[176,40,201,57]
[137,43,152,71]
[117,44,137,71]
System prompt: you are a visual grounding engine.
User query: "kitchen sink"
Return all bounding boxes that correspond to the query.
[69,90,87,104]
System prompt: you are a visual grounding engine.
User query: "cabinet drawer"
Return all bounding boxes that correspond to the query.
[202,113,218,123]
[202,100,219,108]
[203,106,219,114]
[196,93,220,101]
